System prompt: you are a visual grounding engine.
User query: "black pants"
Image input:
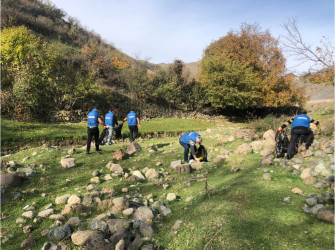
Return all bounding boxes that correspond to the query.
[128,125,138,142]
[287,126,314,157]
[87,127,99,152]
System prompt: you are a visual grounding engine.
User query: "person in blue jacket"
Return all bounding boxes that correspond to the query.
[105,109,118,145]
[123,110,141,142]
[278,110,319,159]
[179,132,203,163]
[86,107,105,154]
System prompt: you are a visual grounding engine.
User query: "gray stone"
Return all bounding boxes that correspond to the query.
[113,149,126,160]
[170,160,182,169]
[55,194,71,204]
[66,217,80,226]
[16,168,36,177]
[109,228,134,246]
[90,220,109,233]
[310,204,325,214]
[139,223,157,237]
[145,169,159,180]
[175,164,191,174]
[133,207,154,222]
[60,158,76,169]
[283,197,291,202]
[313,182,326,189]
[38,208,54,218]
[0,174,22,187]
[41,241,63,250]
[107,219,131,233]
[305,197,318,206]
[71,230,103,246]
[127,142,142,155]
[48,224,73,242]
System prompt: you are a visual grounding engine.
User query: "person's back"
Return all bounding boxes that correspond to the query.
[180,132,200,144]
[278,111,319,159]
[127,111,137,126]
[88,109,99,127]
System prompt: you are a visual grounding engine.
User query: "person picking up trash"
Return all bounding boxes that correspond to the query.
[123,110,141,142]
[86,106,105,154]
[278,109,319,159]
[105,108,118,145]
[179,132,203,163]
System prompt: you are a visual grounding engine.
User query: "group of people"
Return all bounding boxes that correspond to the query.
[86,107,141,154]
[86,107,319,162]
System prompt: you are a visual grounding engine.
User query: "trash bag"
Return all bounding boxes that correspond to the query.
[275,130,289,158]
[195,144,208,162]
[114,122,124,139]
[98,128,109,145]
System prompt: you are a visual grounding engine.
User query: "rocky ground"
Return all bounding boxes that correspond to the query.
[1,121,334,249]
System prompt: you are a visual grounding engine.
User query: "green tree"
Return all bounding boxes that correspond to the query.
[199,23,304,110]
[200,51,261,110]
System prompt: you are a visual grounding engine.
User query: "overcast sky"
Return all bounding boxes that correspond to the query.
[51,0,333,74]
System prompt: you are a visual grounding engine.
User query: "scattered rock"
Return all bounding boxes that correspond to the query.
[71,230,103,246]
[0,173,22,187]
[127,142,142,155]
[292,188,303,195]
[60,158,76,169]
[48,224,73,242]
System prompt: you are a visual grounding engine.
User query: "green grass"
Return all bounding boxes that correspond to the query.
[1,109,334,249]
[1,118,217,151]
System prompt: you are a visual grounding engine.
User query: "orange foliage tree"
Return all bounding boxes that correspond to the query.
[199,23,304,110]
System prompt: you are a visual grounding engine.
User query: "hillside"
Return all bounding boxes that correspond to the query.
[1,105,334,249]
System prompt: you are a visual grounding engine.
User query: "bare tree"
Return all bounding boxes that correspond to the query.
[282,17,334,71]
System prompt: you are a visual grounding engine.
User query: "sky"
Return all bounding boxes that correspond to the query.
[51,0,334,74]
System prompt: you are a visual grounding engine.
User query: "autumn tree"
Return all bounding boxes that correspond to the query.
[282,18,334,84]
[199,23,304,110]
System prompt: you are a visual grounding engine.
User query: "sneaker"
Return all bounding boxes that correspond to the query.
[286,155,293,160]
[86,151,90,154]
[96,149,102,152]
[107,142,112,145]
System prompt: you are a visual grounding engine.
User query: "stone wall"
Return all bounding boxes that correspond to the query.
[50,106,218,123]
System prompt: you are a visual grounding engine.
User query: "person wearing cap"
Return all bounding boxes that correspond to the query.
[87,107,105,154]
[105,109,119,145]
[278,110,319,159]
[179,132,203,163]
[123,110,141,142]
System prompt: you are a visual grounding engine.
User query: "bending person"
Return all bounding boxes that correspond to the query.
[278,110,319,159]
[179,132,203,163]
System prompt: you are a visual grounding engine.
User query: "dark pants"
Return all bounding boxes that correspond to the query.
[287,126,314,157]
[129,125,138,142]
[87,127,99,152]
[179,141,195,162]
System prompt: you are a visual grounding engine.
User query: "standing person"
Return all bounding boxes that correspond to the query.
[105,109,118,145]
[124,110,141,142]
[179,132,203,163]
[278,110,319,159]
[87,107,105,154]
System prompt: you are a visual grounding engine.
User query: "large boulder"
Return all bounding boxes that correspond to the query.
[127,142,142,155]
[47,224,73,242]
[0,174,22,187]
[71,230,103,246]
[107,219,132,233]
[133,206,154,222]
[60,158,76,169]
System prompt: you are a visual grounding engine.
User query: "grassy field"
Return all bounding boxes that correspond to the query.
[1,106,334,249]
[1,118,220,152]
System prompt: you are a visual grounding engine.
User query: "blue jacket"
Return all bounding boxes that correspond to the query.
[291,114,310,130]
[180,132,200,144]
[127,111,137,126]
[87,109,99,127]
[105,112,115,126]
